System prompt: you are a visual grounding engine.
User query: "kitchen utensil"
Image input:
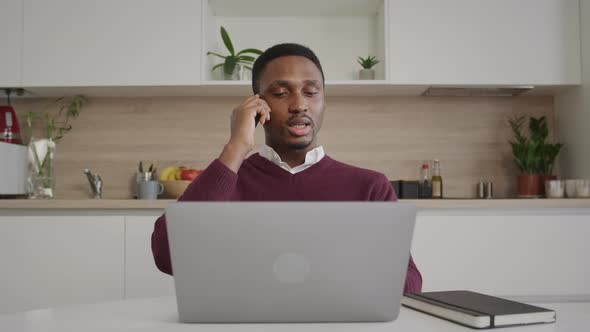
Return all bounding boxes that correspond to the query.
[140,172,153,182]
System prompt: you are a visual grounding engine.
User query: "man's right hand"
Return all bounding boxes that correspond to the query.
[219,95,271,173]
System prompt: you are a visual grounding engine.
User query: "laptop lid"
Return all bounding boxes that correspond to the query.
[165,201,416,323]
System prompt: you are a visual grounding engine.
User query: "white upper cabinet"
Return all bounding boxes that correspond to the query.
[0,0,22,87]
[22,0,202,87]
[388,0,581,85]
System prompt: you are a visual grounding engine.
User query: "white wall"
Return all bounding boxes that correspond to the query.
[555,0,590,179]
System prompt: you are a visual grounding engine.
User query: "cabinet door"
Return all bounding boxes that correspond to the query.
[411,213,590,297]
[388,0,580,85]
[23,0,201,86]
[0,216,124,314]
[0,0,22,86]
[125,215,175,298]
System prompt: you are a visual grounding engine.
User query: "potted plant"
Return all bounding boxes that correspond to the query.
[530,116,563,194]
[508,115,563,197]
[206,26,263,80]
[23,95,88,199]
[357,55,380,80]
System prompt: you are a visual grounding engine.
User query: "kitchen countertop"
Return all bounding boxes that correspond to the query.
[0,199,589,210]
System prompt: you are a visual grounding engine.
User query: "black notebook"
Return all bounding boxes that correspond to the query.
[402,290,556,329]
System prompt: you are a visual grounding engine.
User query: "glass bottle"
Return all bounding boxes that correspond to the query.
[419,163,432,198]
[432,159,443,199]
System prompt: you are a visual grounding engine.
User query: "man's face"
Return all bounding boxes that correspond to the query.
[258,55,325,151]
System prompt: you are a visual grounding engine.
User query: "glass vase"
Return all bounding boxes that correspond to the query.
[223,63,250,80]
[28,138,56,199]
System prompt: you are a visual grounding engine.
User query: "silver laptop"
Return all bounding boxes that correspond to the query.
[165,202,417,323]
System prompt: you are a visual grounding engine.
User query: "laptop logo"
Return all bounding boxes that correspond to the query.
[273,253,311,283]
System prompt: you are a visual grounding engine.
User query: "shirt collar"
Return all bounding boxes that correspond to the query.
[259,145,325,174]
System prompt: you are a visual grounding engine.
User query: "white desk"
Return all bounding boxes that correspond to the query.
[0,297,587,332]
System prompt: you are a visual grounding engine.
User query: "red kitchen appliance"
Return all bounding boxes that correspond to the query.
[0,105,22,144]
[0,90,28,196]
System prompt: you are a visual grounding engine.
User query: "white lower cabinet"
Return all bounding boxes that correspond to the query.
[412,212,590,297]
[0,216,125,314]
[1,209,588,314]
[125,215,175,299]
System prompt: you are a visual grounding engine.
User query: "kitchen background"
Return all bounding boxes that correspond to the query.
[2,0,590,317]
[13,95,554,199]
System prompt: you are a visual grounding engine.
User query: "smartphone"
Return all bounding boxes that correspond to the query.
[255,94,265,127]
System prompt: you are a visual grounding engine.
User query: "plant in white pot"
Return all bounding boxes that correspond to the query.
[23,95,88,199]
[357,55,380,80]
[206,26,263,80]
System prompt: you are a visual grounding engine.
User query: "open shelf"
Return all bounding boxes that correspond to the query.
[202,0,388,82]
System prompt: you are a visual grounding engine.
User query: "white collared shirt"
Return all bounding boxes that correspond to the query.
[259,145,325,174]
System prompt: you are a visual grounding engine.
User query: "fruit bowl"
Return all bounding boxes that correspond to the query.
[160,180,191,199]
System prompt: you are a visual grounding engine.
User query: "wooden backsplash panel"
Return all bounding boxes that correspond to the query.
[13,96,554,199]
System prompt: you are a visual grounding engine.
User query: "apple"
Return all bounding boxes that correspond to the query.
[174,166,187,180]
[180,169,202,181]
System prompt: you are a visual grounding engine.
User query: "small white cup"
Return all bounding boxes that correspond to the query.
[565,179,578,198]
[545,180,565,199]
[575,179,590,198]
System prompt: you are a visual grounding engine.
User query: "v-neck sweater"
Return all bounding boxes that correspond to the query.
[152,153,422,293]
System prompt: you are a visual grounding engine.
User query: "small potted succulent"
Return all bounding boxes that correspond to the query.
[357,55,380,80]
[508,115,563,198]
[207,26,263,80]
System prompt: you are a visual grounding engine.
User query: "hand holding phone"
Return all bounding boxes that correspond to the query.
[219,95,271,173]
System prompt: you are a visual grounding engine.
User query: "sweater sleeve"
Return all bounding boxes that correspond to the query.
[151,159,238,275]
[372,174,423,293]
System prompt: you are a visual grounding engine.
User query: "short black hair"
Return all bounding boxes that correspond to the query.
[251,43,325,94]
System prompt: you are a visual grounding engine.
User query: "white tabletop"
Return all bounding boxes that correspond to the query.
[0,297,588,332]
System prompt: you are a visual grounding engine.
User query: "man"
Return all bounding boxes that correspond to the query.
[152,43,422,293]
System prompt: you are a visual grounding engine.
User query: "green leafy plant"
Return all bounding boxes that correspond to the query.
[529,116,563,175]
[24,95,88,142]
[508,115,563,175]
[23,95,88,196]
[357,55,380,69]
[206,26,263,78]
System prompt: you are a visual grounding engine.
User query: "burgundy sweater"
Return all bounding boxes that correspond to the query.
[152,153,423,293]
